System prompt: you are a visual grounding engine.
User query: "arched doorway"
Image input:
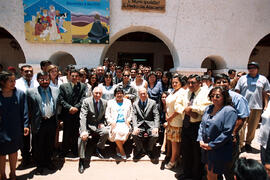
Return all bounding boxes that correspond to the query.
[201,55,226,74]
[104,31,174,71]
[0,27,25,72]
[49,51,76,71]
[249,33,270,77]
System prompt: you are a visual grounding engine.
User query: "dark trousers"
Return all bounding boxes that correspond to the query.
[62,116,79,155]
[181,122,203,180]
[21,133,31,161]
[132,135,158,153]
[32,117,56,167]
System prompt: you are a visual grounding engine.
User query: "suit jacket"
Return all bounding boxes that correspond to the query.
[27,86,59,134]
[132,98,160,129]
[105,98,133,125]
[58,82,87,118]
[79,97,107,134]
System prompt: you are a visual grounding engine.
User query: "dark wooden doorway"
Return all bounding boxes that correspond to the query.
[117,52,154,67]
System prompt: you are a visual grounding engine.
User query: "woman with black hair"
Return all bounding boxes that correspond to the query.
[161,71,172,93]
[105,87,133,160]
[234,158,267,180]
[88,72,98,92]
[165,74,185,169]
[98,72,116,100]
[197,86,237,180]
[147,71,163,103]
[0,72,29,180]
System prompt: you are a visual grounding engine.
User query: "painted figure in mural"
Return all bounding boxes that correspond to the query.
[48,5,61,41]
[88,14,108,43]
[41,9,51,30]
[34,18,45,36]
[56,11,67,33]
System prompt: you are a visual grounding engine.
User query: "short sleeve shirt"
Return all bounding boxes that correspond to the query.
[235,74,270,109]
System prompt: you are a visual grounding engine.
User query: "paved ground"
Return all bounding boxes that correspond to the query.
[3,127,262,180]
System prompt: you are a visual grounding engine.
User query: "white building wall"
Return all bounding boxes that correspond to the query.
[0,0,270,72]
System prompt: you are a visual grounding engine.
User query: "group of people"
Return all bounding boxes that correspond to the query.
[0,59,270,180]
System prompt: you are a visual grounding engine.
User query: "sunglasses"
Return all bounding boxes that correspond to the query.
[248,66,257,69]
[210,94,222,99]
[123,75,130,77]
[137,73,143,75]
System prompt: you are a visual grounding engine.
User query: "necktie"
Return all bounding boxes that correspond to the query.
[44,90,53,118]
[142,101,146,110]
[183,92,195,128]
[95,101,99,114]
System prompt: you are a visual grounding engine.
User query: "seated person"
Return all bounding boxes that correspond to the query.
[105,87,133,160]
[77,87,109,174]
[132,87,160,159]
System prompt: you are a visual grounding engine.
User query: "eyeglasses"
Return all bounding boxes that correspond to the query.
[38,78,50,81]
[187,81,197,85]
[210,94,222,99]
[91,77,97,79]
[216,80,228,84]
[105,76,112,79]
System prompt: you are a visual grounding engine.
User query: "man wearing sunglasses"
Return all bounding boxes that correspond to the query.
[235,62,270,153]
[116,70,137,102]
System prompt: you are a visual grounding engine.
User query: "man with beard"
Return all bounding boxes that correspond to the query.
[27,72,59,174]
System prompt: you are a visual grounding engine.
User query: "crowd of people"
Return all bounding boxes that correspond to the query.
[0,59,270,180]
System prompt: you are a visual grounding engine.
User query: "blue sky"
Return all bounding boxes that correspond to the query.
[23,0,110,16]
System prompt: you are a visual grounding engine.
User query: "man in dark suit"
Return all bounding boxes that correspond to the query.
[78,87,109,173]
[27,72,59,174]
[96,66,105,84]
[58,69,87,157]
[132,87,160,159]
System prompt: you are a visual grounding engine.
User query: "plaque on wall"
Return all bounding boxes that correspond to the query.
[122,0,165,13]
[23,0,110,44]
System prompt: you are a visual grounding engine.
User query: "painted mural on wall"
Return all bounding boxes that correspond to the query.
[23,0,110,44]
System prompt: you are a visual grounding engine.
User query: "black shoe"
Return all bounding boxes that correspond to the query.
[176,174,190,180]
[78,159,85,174]
[245,144,252,152]
[147,151,154,159]
[59,152,66,158]
[47,162,57,170]
[133,151,145,160]
[96,148,104,159]
[35,167,44,175]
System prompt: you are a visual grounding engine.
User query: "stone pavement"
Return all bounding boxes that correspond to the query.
[4,127,262,180]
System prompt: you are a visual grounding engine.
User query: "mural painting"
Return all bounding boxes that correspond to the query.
[23,0,110,44]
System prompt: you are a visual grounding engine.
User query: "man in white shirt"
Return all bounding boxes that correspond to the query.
[235,62,270,152]
[16,65,39,93]
[15,65,39,167]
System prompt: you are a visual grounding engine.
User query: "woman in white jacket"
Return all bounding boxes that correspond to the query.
[106,87,133,160]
